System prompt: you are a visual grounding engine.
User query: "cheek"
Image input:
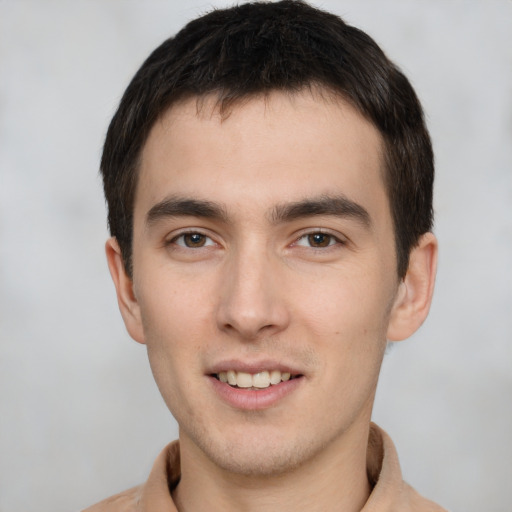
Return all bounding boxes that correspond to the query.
[297,268,392,395]
[296,275,389,427]
[135,273,214,393]
[297,269,392,340]
[140,301,207,424]
[137,264,214,337]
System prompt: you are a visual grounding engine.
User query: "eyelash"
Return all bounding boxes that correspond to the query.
[293,231,345,249]
[165,229,346,251]
[167,231,216,249]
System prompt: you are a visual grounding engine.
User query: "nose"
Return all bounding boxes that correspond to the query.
[216,244,290,340]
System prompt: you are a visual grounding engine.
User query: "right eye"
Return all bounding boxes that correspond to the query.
[171,232,215,248]
[295,232,339,248]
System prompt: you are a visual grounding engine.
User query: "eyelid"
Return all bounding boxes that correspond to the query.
[166,229,217,248]
[291,228,347,248]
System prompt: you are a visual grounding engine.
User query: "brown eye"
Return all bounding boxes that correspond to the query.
[184,233,206,247]
[307,233,333,247]
[173,232,214,248]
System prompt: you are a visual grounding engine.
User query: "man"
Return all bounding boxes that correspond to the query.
[86,1,444,510]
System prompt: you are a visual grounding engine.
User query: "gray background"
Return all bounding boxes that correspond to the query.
[1,1,511,511]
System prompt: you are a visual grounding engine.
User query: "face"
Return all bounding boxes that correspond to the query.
[115,91,406,476]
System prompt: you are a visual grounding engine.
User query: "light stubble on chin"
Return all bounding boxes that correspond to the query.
[182,424,328,477]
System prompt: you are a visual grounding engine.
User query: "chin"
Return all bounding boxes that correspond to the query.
[192,428,321,477]
[212,447,311,477]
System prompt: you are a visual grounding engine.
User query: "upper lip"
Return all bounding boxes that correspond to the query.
[208,359,303,376]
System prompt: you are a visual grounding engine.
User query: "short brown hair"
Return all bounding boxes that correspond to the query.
[101,0,434,278]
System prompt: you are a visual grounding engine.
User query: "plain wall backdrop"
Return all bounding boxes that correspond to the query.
[1,1,511,511]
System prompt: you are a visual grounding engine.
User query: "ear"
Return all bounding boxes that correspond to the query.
[105,237,146,344]
[387,232,438,341]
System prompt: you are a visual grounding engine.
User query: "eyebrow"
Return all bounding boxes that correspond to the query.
[270,195,372,228]
[145,194,371,229]
[146,196,228,226]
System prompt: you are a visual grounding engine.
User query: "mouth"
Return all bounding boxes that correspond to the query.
[212,370,302,389]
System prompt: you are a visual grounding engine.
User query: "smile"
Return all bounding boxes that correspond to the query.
[209,367,304,410]
[215,370,299,389]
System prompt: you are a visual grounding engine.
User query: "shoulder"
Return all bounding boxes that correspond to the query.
[402,482,448,512]
[81,441,180,512]
[82,485,143,512]
[367,424,448,512]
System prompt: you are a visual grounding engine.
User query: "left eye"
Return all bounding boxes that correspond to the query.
[173,232,215,248]
[295,232,338,248]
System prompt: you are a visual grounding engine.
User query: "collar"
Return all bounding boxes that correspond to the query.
[87,423,445,511]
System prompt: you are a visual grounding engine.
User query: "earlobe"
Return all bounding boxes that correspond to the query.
[105,238,146,344]
[387,232,438,342]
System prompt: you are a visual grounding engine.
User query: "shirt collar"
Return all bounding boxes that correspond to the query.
[137,423,410,511]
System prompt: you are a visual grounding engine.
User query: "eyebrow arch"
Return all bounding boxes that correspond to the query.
[146,196,228,226]
[270,195,372,228]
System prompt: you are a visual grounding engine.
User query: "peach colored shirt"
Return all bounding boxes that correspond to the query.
[83,424,446,512]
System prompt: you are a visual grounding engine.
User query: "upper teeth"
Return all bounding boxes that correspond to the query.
[217,370,292,388]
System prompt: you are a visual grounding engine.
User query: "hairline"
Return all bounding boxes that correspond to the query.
[125,85,397,277]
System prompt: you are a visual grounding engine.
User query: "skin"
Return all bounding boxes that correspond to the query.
[107,91,437,512]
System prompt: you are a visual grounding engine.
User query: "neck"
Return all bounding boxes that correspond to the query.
[173,422,372,512]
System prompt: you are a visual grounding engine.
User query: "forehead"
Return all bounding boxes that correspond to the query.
[136,91,388,221]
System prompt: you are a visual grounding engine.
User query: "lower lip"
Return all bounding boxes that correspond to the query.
[208,375,303,410]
